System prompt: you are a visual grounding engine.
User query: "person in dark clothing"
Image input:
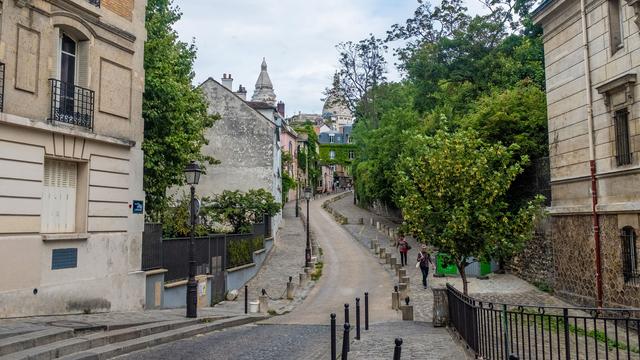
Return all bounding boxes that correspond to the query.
[396,234,410,266]
[417,245,433,289]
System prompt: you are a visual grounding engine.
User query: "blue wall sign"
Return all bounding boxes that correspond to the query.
[132,200,144,214]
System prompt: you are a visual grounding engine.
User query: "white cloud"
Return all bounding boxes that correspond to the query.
[173,0,488,115]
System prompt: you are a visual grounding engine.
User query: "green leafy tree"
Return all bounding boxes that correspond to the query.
[328,35,388,124]
[143,0,217,221]
[396,129,543,294]
[203,189,281,234]
[295,125,321,190]
[351,82,423,207]
[461,81,548,207]
[281,151,297,204]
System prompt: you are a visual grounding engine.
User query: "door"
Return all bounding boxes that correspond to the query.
[42,160,77,233]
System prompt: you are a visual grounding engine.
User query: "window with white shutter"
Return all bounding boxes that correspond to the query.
[42,159,77,233]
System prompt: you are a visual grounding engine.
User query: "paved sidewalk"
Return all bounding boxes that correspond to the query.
[213,201,314,315]
[328,193,577,313]
[349,322,470,359]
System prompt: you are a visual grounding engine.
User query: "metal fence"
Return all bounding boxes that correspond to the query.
[142,223,163,271]
[141,216,272,305]
[447,284,640,359]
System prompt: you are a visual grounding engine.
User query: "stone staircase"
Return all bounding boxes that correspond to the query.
[0,315,264,360]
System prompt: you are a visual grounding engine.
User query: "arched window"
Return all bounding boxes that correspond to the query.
[621,226,638,284]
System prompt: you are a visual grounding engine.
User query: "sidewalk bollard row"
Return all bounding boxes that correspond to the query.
[355,297,361,340]
[330,313,337,360]
[244,285,248,314]
[329,292,371,360]
[393,338,403,360]
[342,323,350,360]
[286,276,295,300]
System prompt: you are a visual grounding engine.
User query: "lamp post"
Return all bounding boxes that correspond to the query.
[304,186,312,269]
[295,176,299,218]
[184,161,201,318]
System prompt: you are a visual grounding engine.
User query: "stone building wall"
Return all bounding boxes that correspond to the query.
[548,214,640,308]
[507,217,555,289]
[0,0,147,317]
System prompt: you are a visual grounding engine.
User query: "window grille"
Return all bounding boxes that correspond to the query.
[621,226,639,284]
[614,109,631,165]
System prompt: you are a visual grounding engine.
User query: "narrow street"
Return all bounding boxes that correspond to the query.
[117,194,399,359]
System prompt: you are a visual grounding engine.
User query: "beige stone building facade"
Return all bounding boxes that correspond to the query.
[0,0,146,317]
[534,0,640,307]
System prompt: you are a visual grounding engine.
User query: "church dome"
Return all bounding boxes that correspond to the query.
[251,58,277,106]
[322,94,351,121]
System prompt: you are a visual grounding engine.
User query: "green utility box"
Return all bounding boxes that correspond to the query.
[435,253,458,276]
[435,253,493,277]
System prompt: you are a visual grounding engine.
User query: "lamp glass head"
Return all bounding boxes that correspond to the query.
[184,161,201,185]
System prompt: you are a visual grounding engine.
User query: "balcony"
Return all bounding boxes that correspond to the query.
[49,79,95,130]
[87,0,100,7]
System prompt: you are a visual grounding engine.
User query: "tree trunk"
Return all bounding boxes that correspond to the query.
[458,261,469,295]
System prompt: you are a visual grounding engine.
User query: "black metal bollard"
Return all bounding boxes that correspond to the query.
[344,303,350,325]
[355,297,361,340]
[244,285,248,314]
[341,323,350,359]
[393,338,403,360]
[508,355,519,360]
[330,313,337,360]
[364,292,369,330]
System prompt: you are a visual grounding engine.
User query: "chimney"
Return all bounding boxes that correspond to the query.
[236,85,247,100]
[221,73,233,90]
[277,101,285,117]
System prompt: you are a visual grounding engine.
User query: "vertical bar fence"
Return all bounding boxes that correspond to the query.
[446,284,640,359]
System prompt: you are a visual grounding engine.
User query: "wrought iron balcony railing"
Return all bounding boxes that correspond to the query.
[87,0,100,7]
[0,63,5,112]
[49,79,95,130]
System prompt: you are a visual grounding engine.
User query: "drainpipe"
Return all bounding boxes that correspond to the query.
[580,0,604,307]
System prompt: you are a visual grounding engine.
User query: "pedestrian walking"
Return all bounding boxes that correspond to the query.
[417,245,433,289]
[396,233,410,267]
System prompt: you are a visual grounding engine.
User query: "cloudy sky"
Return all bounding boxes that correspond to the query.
[173,0,487,115]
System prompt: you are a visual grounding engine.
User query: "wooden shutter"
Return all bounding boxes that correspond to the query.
[77,40,89,88]
[42,160,77,233]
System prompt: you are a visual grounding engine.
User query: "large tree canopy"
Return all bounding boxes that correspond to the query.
[396,129,543,294]
[143,0,217,220]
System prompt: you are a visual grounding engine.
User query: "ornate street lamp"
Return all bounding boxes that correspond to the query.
[304,187,312,269]
[184,161,201,318]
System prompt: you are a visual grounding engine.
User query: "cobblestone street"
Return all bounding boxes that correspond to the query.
[116,324,330,360]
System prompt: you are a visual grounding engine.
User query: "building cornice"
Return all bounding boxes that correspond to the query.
[0,113,135,147]
[595,73,636,107]
[551,164,640,185]
[549,202,640,215]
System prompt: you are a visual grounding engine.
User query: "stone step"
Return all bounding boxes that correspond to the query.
[0,318,205,360]
[57,315,265,360]
[0,328,74,357]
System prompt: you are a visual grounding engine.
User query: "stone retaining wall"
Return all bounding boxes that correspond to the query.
[507,217,555,290]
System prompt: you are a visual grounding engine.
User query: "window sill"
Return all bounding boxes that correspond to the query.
[41,233,89,241]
